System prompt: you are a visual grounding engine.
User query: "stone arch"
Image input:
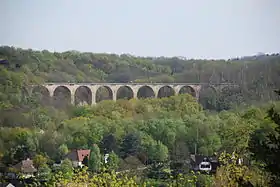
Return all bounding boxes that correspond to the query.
[158,86,175,98]
[53,86,71,107]
[32,85,50,96]
[74,86,92,105]
[96,86,113,103]
[137,85,155,99]
[116,86,134,100]
[31,85,51,105]
[199,85,218,110]
[179,86,197,97]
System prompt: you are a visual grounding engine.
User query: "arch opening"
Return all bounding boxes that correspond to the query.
[31,86,51,105]
[53,86,71,108]
[75,86,92,106]
[199,85,217,110]
[137,86,155,99]
[158,86,175,98]
[116,86,134,100]
[179,86,196,97]
[96,86,113,103]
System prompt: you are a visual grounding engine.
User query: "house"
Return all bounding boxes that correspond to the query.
[66,149,90,168]
[12,158,37,178]
[6,183,15,187]
[190,154,219,173]
[0,182,15,187]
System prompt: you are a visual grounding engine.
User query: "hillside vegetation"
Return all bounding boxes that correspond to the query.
[1,46,280,111]
[0,46,280,186]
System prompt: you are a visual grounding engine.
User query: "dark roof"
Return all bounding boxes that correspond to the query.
[13,159,37,173]
[190,154,218,164]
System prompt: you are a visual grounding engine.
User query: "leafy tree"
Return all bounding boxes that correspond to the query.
[100,134,117,154]
[214,152,254,187]
[120,133,141,158]
[248,90,280,185]
[33,154,48,169]
[106,151,120,171]
[59,158,73,179]
[38,164,51,180]
[2,45,280,185]
[48,167,139,186]
[151,141,169,162]
[57,144,68,160]
[89,144,101,172]
[143,138,169,163]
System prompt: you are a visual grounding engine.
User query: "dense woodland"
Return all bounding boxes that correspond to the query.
[0,46,280,186]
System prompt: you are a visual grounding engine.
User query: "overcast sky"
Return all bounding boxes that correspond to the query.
[1,0,279,59]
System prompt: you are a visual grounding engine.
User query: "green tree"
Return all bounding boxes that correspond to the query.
[214,152,254,187]
[150,141,169,162]
[33,154,48,169]
[120,133,141,158]
[59,158,73,179]
[249,90,280,185]
[143,138,169,163]
[38,164,51,180]
[106,151,120,171]
[89,144,101,172]
[100,134,117,154]
[57,144,68,160]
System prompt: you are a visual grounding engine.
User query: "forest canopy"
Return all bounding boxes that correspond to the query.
[0,46,280,186]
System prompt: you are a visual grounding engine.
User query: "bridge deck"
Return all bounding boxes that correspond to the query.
[43,82,237,86]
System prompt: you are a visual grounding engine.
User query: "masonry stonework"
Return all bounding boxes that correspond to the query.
[30,83,202,105]
[29,83,237,105]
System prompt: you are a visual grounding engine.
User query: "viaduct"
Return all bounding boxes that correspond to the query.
[29,82,237,105]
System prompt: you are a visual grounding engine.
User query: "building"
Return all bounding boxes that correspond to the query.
[190,154,219,173]
[66,149,90,168]
[12,158,37,178]
[0,182,15,187]
[5,183,15,187]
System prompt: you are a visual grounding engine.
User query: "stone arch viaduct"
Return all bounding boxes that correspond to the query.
[28,82,237,105]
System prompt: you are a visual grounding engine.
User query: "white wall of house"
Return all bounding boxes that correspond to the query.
[198,161,212,172]
[72,161,83,168]
[22,173,35,178]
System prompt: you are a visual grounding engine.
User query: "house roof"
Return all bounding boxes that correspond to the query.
[0,183,15,187]
[190,154,218,164]
[67,149,90,162]
[13,158,37,173]
[190,155,209,164]
[6,183,15,187]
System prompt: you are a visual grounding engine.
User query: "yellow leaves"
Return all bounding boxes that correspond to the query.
[48,168,213,187]
[49,168,139,187]
[88,95,200,121]
[33,154,48,168]
[213,152,269,187]
[64,116,90,125]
